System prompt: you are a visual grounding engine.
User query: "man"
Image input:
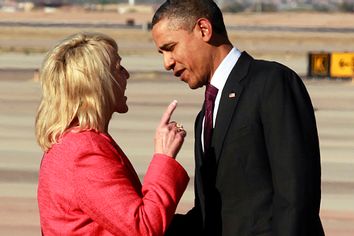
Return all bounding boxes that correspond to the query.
[151,0,324,235]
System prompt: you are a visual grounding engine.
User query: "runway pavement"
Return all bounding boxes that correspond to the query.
[0,67,353,235]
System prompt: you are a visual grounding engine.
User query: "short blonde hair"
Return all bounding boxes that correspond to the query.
[35,32,119,151]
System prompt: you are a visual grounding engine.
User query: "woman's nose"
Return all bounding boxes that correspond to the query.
[122,66,129,80]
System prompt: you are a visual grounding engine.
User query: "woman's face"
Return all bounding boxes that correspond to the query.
[112,54,129,114]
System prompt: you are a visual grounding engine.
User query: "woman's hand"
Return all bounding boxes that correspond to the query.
[155,100,186,158]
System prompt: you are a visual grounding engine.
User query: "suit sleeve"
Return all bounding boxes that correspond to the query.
[165,207,202,236]
[260,66,322,235]
[73,134,189,236]
[165,179,203,236]
[166,112,205,236]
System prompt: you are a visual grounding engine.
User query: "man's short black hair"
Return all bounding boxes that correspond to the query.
[152,0,227,37]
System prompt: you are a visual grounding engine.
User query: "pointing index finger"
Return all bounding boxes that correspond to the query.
[160,100,178,126]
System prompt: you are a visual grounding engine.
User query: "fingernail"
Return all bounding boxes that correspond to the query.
[172,100,178,105]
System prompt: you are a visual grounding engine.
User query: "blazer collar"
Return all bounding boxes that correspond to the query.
[193,52,253,223]
[195,109,204,168]
[213,51,253,162]
[195,51,253,163]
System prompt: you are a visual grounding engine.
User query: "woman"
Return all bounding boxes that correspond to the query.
[35,32,189,235]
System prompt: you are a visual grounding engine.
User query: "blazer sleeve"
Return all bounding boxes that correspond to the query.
[260,65,322,235]
[73,134,189,236]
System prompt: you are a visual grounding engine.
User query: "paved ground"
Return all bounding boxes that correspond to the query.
[0,68,353,235]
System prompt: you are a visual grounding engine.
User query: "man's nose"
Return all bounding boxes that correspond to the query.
[163,54,175,71]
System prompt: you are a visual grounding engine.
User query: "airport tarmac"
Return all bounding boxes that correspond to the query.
[0,67,353,235]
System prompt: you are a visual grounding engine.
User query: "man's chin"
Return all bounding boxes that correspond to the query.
[187,81,204,90]
[179,75,202,89]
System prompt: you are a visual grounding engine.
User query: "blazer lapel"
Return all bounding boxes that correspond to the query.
[195,109,204,169]
[213,51,253,162]
[194,52,253,223]
[194,109,207,222]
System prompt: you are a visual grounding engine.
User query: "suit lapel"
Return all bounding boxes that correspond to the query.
[213,52,253,162]
[194,109,207,222]
[194,52,253,224]
[195,109,204,168]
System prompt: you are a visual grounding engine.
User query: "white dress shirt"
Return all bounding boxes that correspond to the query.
[202,47,241,151]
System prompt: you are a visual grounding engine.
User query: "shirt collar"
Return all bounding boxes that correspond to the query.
[210,47,241,92]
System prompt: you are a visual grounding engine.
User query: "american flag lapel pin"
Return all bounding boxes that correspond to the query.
[228,92,236,98]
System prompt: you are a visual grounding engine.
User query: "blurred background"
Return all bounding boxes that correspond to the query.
[0,0,353,235]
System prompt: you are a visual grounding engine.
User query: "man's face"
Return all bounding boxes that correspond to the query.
[152,18,211,89]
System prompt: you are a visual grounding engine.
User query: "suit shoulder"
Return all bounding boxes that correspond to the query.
[249,58,302,85]
[252,59,296,75]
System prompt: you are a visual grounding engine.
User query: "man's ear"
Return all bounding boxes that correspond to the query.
[195,18,212,42]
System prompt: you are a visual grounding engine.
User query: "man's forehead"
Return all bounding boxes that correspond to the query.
[153,20,178,42]
[153,18,172,32]
[153,17,192,32]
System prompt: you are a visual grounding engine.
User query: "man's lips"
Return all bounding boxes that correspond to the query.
[174,69,185,77]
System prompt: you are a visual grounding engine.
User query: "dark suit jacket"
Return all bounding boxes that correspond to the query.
[166,52,324,236]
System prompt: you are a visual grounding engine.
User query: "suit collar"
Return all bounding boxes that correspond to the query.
[193,52,253,224]
[195,51,253,164]
[228,51,253,83]
[195,110,204,169]
[213,51,253,162]
[210,47,241,92]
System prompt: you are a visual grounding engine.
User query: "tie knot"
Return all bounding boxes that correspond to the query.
[205,84,218,102]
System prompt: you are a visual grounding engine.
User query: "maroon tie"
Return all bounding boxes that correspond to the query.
[204,84,218,152]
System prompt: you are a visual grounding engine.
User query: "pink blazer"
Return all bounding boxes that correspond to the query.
[37,130,189,236]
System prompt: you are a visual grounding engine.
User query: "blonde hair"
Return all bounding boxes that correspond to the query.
[35,32,119,151]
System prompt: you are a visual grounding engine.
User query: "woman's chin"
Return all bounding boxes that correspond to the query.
[116,104,128,114]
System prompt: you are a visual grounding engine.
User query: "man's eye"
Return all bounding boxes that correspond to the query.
[166,45,175,51]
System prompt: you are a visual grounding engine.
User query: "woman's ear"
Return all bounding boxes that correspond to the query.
[195,18,212,42]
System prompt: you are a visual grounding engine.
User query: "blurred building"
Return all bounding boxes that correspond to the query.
[1,0,17,12]
[1,0,352,12]
[30,0,67,7]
